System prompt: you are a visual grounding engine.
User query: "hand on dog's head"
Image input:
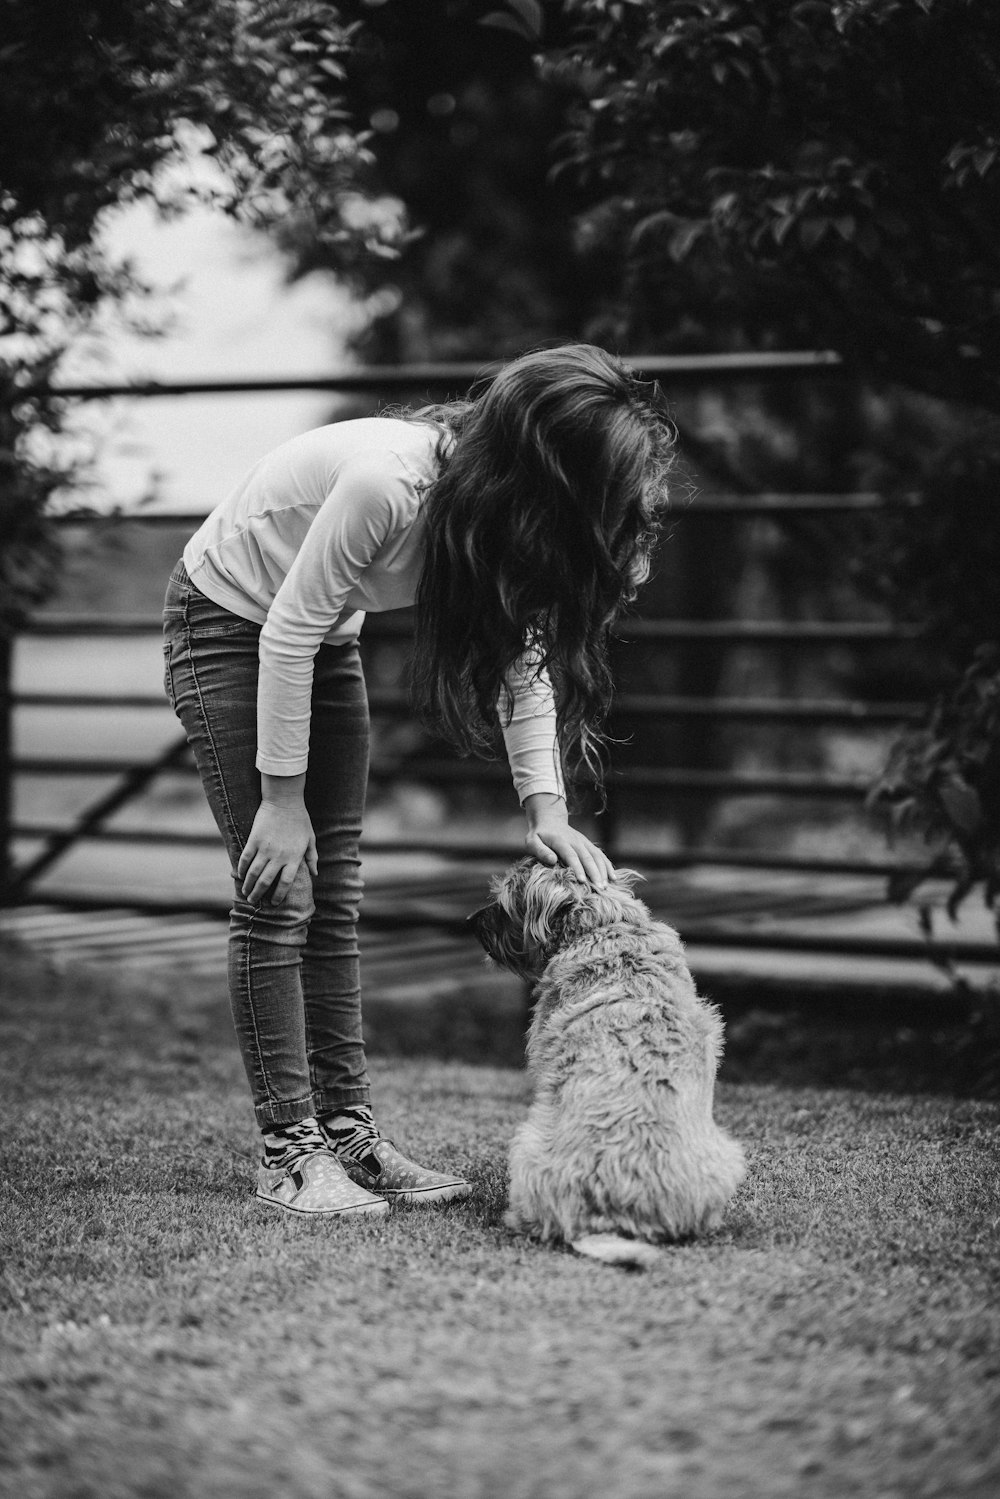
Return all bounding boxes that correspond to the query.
[468,856,646,980]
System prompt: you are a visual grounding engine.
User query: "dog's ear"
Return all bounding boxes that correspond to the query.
[521,864,578,951]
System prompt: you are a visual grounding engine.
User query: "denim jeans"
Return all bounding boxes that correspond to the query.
[163,561,371,1128]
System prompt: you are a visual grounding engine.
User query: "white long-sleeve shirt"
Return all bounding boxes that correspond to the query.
[182,417,565,802]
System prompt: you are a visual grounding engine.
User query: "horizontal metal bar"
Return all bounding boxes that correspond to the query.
[6,764,870,797]
[14,693,173,709]
[615,620,923,644]
[45,492,920,528]
[366,688,920,723]
[10,771,871,847]
[20,613,923,646]
[12,757,192,775]
[5,742,889,784]
[11,687,919,723]
[676,492,921,515]
[49,511,206,527]
[355,842,931,876]
[29,350,845,402]
[362,763,876,796]
[612,848,936,878]
[364,764,873,796]
[23,615,170,635]
[9,824,515,856]
[608,768,869,797]
[8,822,946,880]
[13,822,222,848]
[14,743,859,785]
[0,885,470,934]
[609,693,917,724]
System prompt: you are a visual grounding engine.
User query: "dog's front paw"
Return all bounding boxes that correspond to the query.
[503,1207,530,1236]
[504,1204,549,1239]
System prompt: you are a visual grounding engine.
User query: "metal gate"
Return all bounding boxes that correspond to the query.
[2,354,997,986]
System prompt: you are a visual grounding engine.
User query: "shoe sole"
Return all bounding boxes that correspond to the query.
[255,1191,389,1218]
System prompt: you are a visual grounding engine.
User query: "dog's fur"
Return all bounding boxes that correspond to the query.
[470,858,746,1266]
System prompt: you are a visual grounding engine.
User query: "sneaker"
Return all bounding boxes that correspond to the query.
[337,1138,471,1206]
[255,1152,389,1217]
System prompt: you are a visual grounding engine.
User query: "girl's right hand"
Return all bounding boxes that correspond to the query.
[237,790,318,906]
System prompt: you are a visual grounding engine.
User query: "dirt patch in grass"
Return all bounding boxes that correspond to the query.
[1,945,999,1499]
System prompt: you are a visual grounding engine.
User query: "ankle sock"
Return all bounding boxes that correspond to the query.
[261,1116,327,1170]
[317,1104,380,1164]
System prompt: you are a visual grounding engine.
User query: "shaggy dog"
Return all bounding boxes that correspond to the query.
[469,858,746,1267]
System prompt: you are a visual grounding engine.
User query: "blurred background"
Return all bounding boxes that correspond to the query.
[6,17,1000,1498]
[3,0,999,998]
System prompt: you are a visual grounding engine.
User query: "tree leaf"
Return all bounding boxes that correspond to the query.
[798,216,828,250]
[478,10,536,41]
[772,213,798,245]
[504,0,545,38]
[628,210,679,249]
[668,219,705,261]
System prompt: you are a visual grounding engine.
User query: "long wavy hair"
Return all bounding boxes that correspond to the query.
[406,344,676,791]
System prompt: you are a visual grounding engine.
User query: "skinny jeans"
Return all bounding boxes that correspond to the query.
[162,561,371,1128]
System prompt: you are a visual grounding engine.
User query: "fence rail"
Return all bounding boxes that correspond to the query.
[24,613,923,645]
[9,762,874,799]
[32,349,845,402]
[5,350,984,972]
[11,688,921,723]
[3,822,941,880]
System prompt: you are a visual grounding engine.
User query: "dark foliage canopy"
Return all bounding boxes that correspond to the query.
[545,0,1000,410]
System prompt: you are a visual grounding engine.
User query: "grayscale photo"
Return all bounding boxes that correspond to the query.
[2,2,998,1495]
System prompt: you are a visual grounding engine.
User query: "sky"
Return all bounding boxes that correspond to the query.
[61,201,364,515]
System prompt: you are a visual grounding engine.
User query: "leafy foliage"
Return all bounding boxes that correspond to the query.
[0,0,392,627]
[545,0,1000,407]
[1,1,370,243]
[872,646,1000,922]
[867,426,1000,923]
[868,424,1000,664]
[323,0,599,361]
[0,385,65,633]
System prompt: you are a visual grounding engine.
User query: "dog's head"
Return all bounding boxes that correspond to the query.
[468,857,647,980]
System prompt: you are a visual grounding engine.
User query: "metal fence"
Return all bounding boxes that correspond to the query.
[1,352,968,961]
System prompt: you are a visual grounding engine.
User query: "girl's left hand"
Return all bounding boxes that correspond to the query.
[521,793,616,889]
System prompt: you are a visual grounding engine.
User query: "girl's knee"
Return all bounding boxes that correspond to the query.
[234,864,316,934]
[280,865,317,923]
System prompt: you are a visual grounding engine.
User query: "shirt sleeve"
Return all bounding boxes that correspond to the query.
[500,650,566,804]
[255,457,407,775]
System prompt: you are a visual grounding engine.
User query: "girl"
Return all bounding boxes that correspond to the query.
[162,343,674,1217]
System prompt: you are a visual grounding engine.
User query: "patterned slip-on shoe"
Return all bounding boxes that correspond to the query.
[339,1139,471,1206]
[255,1151,389,1217]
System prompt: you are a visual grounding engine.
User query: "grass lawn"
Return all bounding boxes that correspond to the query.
[1,945,999,1499]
